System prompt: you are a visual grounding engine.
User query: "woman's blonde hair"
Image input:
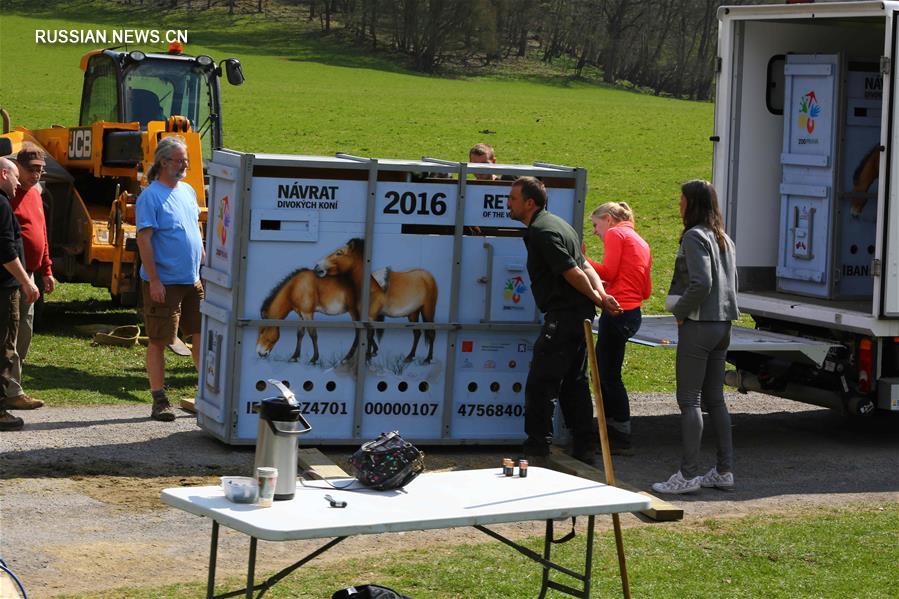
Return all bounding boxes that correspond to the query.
[591,201,634,223]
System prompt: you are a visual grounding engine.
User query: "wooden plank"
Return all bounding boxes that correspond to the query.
[179,398,196,413]
[297,448,349,479]
[547,449,683,522]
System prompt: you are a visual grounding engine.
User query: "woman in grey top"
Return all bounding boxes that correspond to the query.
[652,180,739,494]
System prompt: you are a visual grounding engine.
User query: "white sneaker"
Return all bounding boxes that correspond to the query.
[651,471,701,495]
[700,468,735,490]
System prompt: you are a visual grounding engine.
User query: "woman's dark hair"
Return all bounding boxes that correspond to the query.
[680,179,728,251]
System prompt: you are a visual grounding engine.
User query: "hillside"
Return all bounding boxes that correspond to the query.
[2,1,717,391]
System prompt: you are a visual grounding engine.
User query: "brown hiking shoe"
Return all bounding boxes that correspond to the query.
[5,394,44,410]
[151,396,176,422]
[0,409,24,431]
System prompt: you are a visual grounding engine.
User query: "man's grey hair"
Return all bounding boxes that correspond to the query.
[147,136,188,181]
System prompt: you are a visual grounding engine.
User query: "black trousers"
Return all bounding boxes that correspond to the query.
[0,286,20,403]
[595,307,642,424]
[524,309,595,450]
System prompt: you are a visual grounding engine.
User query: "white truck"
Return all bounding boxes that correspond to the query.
[636,1,899,417]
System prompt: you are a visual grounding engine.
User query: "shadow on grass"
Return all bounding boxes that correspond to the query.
[26,363,198,401]
[37,287,140,335]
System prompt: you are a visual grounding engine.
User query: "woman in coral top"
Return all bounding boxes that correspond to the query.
[585,202,652,453]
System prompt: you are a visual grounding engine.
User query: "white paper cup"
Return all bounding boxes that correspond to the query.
[256,466,278,507]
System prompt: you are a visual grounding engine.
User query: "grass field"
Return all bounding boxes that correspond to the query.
[1,1,715,402]
[56,505,899,598]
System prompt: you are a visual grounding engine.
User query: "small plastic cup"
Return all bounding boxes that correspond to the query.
[220,476,259,503]
[256,467,278,507]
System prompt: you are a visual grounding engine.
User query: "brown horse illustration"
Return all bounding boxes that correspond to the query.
[256,268,361,364]
[313,238,438,363]
[850,145,880,216]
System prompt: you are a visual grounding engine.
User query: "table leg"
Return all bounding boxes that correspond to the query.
[583,516,595,598]
[246,537,257,599]
[478,521,589,598]
[207,521,219,599]
[538,519,553,599]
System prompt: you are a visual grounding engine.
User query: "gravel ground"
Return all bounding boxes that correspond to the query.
[1,392,897,597]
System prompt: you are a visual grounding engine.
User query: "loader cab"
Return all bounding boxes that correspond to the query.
[78,48,244,162]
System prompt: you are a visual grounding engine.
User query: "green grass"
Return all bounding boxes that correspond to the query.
[1,1,717,399]
[57,505,899,598]
[28,283,195,405]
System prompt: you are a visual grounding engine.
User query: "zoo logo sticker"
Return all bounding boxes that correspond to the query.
[798,90,821,134]
[504,276,527,304]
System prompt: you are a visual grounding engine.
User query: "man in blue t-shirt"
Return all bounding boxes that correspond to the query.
[135,136,204,422]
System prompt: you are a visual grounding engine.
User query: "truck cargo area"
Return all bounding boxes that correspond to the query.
[717,5,899,335]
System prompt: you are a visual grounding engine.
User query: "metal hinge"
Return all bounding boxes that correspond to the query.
[873,258,882,277]
[715,56,722,73]
[881,56,891,75]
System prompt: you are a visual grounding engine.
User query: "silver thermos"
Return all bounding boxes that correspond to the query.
[253,379,311,500]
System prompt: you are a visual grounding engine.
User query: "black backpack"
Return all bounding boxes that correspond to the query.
[331,583,411,599]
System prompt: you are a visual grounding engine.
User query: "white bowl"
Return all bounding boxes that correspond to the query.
[220,476,259,503]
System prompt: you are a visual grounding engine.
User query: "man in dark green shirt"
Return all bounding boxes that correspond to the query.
[509,176,620,464]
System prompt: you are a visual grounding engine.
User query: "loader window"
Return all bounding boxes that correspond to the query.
[80,55,119,126]
[123,59,213,160]
[124,76,174,126]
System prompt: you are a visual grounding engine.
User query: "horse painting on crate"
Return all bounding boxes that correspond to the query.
[255,268,363,364]
[314,238,438,364]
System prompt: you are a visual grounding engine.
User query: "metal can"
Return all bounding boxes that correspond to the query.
[518,459,528,477]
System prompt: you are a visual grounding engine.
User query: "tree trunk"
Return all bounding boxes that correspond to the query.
[370,0,378,49]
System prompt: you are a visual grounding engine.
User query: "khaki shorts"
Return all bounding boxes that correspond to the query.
[142,280,204,343]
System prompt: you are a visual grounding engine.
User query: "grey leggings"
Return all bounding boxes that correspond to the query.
[676,320,734,478]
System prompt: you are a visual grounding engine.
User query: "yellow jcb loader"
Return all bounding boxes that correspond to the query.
[0,43,244,305]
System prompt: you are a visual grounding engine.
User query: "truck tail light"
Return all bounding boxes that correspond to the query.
[858,338,874,394]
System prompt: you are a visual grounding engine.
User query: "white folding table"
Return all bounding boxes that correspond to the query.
[161,467,650,598]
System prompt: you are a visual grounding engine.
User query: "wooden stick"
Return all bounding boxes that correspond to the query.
[583,318,631,599]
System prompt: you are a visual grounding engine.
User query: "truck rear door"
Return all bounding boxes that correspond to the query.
[882,10,899,315]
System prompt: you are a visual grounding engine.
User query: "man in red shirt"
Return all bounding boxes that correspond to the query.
[4,143,55,410]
